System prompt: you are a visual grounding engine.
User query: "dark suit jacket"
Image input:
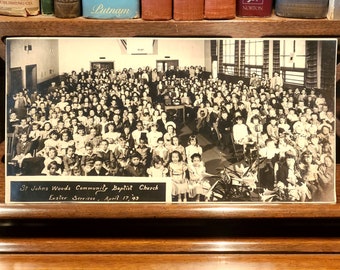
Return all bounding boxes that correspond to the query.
[87,167,108,176]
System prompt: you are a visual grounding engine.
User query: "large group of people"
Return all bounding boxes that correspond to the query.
[7,65,336,202]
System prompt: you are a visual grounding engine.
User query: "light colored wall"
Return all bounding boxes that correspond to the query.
[8,38,59,85]
[58,38,207,73]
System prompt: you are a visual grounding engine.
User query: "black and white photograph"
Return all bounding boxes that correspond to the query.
[5,37,337,203]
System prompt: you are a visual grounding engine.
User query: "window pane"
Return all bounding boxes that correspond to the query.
[223,65,234,75]
[245,40,263,66]
[223,40,235,64]
[281,40,306,69]
[285,70,304,85]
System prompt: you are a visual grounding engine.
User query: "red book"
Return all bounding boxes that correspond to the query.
[141,0,172,20]
[205,0,236,19]
[173,0,204,21]
[236,0,273,17]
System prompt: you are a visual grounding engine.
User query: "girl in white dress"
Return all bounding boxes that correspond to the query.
[187,153,210,202]
[168,151,188,202]
[185,135,203,166]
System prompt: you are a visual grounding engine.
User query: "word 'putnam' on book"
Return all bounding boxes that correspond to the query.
[82,0,140,19]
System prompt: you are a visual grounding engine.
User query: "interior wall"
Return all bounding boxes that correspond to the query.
[7,38,59,87]
[58,38,206,74]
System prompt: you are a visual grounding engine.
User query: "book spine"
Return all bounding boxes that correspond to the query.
[141,0,172,20]
[328,0,340,20]
[54,0,81,18]
[82,0,140,19]
[0,0,40,16]
[41,0,54,15]
[236,0,273,17]
[205,0,236,19]
[275,0,329,19]
[173,0,204,20]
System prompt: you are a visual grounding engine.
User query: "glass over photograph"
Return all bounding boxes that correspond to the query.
[5,37,337,203]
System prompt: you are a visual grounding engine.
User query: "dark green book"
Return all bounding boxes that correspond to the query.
[41,0,54,14]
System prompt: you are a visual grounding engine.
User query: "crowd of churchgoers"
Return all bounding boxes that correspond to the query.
[7,65,336,202]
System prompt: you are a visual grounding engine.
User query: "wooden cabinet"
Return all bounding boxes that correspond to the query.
[0,14,340,269]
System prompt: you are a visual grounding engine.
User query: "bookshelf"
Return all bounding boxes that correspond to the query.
[0,15,340,58]
[0,14,340,268]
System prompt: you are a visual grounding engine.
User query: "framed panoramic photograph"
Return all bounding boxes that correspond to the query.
[5,37,337,204]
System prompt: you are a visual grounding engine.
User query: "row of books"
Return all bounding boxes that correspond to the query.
[1,0,339,20]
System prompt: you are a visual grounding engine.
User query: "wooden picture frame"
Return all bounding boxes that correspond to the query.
[4,37,337,207]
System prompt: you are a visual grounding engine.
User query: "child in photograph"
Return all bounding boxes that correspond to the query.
[152,137,169,165]
[195,102,208,132]
[28,122,41,142]
[258,139,280,190]
[58,129,75,157]
[12,133,33,168]
[187,153,210,202]
[266,117,279,142]
[114,136,130,173]
[147,123,163,150]
[298,150,319,201]
[71,165,84,176]
[73,124,88,155]
[28,122,41,154]
[81,142,98,175]
[168,150,188,202]
[131,120,146,147]
[41,147,63,175]
[63,146,81,176]
[124,151,147,177]
[232,116,250,145]
[42,130,60,155]
[147,155,168,178]
[317,155,334,202]
[44,161,61,176]
[49,110,59,129]
[86,127,102,152]
[102,122,121,150]
[163,122,177,145]
[40,122,53,140]
[8,112,20,133]
[87,157,109,176]
[217,110,233,151]
[135,137,151,167]
[185,135,203,166]
[168,136,186,162]
[97,139,117,173]
[13,117,30,139]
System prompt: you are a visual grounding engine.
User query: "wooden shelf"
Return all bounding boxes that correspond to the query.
[1,14,339,38]
[2,254,340,270]
[2,237,340,253]
[0,14,339,60]
[0,200,340,219]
